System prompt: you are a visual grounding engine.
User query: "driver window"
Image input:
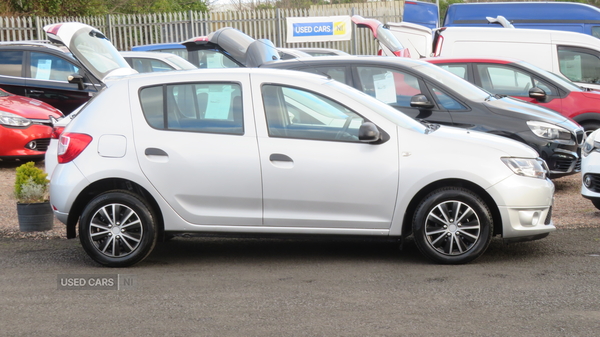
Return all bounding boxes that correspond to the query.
[262,84,365,142]
[476,64,533,96]
[30,52,79,81]
[430,86,466,111]
[558,46,600,84]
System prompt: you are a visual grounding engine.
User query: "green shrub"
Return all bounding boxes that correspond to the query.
[14,162,49,203]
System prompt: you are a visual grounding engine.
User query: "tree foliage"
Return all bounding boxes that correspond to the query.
[4,0,208,16]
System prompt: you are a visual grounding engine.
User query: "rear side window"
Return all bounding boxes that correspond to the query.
[303,66,347,83]
[0,51,24,77]
[558,46,600,84]
[439,64,467,79]
[140,82,243,135]
[128,58,174,73]
[191,50,241,69]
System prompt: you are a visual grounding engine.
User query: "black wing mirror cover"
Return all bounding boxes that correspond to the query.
[359,122,389,144]
[410,94,434,109]
[529,87,546,100]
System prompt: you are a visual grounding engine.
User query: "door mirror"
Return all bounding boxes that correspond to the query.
[68,74,86,90]
[529,87,546,100]
[410,94,434,109]
[358,122,380,142]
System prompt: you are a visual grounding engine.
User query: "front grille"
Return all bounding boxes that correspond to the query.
[545,206,552,225]
[25,138,51,152]
[576,129,585,145]
[584,173,600,193]
[575,157,582,172]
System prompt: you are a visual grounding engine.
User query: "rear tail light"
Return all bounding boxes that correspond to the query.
[433,31,445,57]
[57,132,92,164]
[51,126,65,139]
[393,49,411,58]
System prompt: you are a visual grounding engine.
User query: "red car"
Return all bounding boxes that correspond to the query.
[0,88,63,160]
[426,57,600,133]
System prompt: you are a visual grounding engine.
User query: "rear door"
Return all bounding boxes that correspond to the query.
[0,49,27,96]
[132,74,263,226]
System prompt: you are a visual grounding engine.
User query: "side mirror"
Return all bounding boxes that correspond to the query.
[358,122,381,142]
[529,87,546,100]
[410,94,434,109]
[68,74,86,90]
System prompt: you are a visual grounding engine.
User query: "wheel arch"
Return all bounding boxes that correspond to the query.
[572,113,600,131]
[401,178,502,238]
[65,178,165,240]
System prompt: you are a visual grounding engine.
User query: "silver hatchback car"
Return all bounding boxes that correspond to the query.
[47,23,556,267]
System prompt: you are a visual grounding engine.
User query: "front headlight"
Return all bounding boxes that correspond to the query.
[527,120,573,145]
[501,157,547,179]
[583,129,600,157]
[0,110,32,127]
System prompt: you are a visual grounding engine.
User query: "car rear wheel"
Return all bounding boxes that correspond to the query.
[412,187,493,264]
[79,191,157,267]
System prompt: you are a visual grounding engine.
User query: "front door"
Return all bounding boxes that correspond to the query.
[352,65,455,126]
[254,81,399,229]
[24,51,97,114]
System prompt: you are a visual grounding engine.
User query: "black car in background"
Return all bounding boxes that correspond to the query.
[0,41,104,115]
[261,57,585,178]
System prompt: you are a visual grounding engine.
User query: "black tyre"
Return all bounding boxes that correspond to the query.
[581,121,600,137]
[591,199,600,211]
[79,191,157,267]
[412,187,493,264]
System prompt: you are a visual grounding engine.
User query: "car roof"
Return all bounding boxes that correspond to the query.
[120,51,185,60]
[104,66,332,87]
[261,55,430,69]
[131,43,185,51]
[424,57,519,65]
[0,40,70,54]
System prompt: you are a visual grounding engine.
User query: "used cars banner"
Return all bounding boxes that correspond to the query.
[286,16,351,43]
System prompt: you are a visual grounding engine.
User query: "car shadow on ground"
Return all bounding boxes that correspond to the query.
[138,235,553,267]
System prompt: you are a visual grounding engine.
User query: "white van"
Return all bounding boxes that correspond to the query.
[385,22,600,90]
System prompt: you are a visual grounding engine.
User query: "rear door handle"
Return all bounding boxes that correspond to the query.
[145,148,168,156]
[269,153,292,162]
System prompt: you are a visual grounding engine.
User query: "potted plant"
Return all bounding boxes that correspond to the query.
[14,161,54,232]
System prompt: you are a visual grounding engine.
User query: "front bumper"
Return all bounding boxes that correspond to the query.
[488,173,556,240]
[0,124,52,158]
[581,150,600,199]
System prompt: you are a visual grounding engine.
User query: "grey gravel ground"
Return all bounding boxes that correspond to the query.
[1,160,599,240]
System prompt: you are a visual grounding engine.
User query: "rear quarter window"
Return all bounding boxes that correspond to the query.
[140,82,244,135]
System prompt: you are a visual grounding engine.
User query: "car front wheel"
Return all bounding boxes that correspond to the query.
[412,187,493,264]
[79,191,157,267]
